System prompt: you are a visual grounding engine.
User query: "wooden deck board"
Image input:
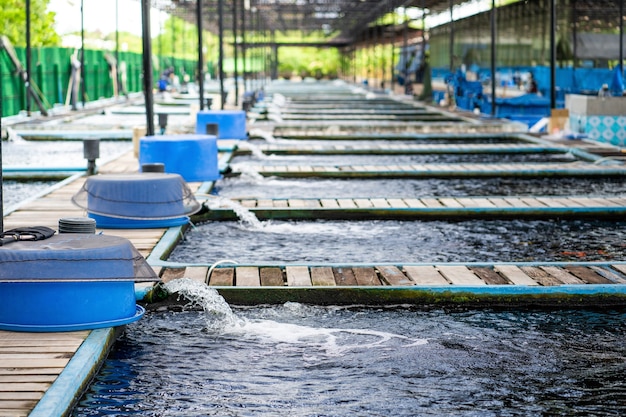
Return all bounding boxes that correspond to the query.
[333,267,358,286]
[310,267,336,286]
[403,265,449,285]
[235,267,261,286]
[285,266,312,286]
[260,267,284,286]
[437,265,486,285]
[377,265,413,286]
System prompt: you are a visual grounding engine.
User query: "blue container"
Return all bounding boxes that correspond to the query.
[0,234,148,332]
[88,213,190,229]
[195,110,247,140]
[0,282,143,332]
[139,134,220,181]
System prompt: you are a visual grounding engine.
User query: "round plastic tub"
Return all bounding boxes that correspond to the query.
[71,173,200,229]
[139,134,219,182]
[0,234,153,332]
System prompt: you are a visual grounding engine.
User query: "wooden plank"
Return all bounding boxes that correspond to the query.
[369,198,390,208]
[332,267,358,286]
[286,266,312,286]
[287,199,307,208]
[386,198,408,208]
[336,199,357,209]
[273,199,289,208]
[257,199,274,208]
[519,266,561,286]
[353,198,373,208]
[208,268,234,286]
[352,267,380,285]
[470,267,510,285]
[494,265,539,286]
[235,267,261,286]
[436,265,485,285]
[310,267,336,286]
[376,265,413,286]
[0,375,56,383]
[540,266,586,284]
[438,198,464,208]
[319,199,340,208]
[160,268,186,283]
[402,198,426,208]
[403,265,449,285]
[0,383,49,393]
[610,264,626,278]
[592,266,626,284]
[564,266,613,284]
[260,267,284,286]
[183,267,208,284]
[420,198,443,208]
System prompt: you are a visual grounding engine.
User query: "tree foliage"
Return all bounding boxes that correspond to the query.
[0,0,60,46]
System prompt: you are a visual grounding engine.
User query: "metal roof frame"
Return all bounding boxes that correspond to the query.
[159,0,477,44]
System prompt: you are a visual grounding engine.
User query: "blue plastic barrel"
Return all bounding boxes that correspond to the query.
[195,110,247,140]
[0,234,149,332]
[139,134,219,182]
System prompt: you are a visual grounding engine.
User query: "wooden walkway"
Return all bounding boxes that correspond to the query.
[198,195,626,220]
[232,162,626,178]
[158,263,626,306]
[0,151,167,416]
[240,143,569,155]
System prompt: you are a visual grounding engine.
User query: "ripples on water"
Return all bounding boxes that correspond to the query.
[171,219,626,263]
[72,293,626,416]
[215,176,626,199]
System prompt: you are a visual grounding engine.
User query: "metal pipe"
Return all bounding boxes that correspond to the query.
[141,0,155,135]
[197,0,205,110]
[490,0,497,116]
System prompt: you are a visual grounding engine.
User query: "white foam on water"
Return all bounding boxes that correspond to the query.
[164,279,428,358]
[237,142,267,159]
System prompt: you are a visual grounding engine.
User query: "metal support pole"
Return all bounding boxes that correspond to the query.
[449,0,454,72]
[619,0,624,77]
[81,0,86,108]
[490,0,497,116]
[549,0,557,109]
[197,0,205,110]
[141,0,155,135]
[0,65,3,233]
[116,0,120,97]
[218,0,225,109]
[572,0,577,70]
[241,0,247,92]
[232,0,239,106]
[26,0,31,115]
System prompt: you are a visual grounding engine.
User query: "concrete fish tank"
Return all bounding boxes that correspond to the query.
[71,173,201,229]
[0,233,158,332]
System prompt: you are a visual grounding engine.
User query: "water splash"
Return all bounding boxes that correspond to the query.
[249,128,277,143]
[238,141,267,159]
[163,278,239,331]
[229,163,266,181]
[162,278,428,357]
[204,195,267,230]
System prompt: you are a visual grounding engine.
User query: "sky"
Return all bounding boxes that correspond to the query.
[47,0,166,37]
